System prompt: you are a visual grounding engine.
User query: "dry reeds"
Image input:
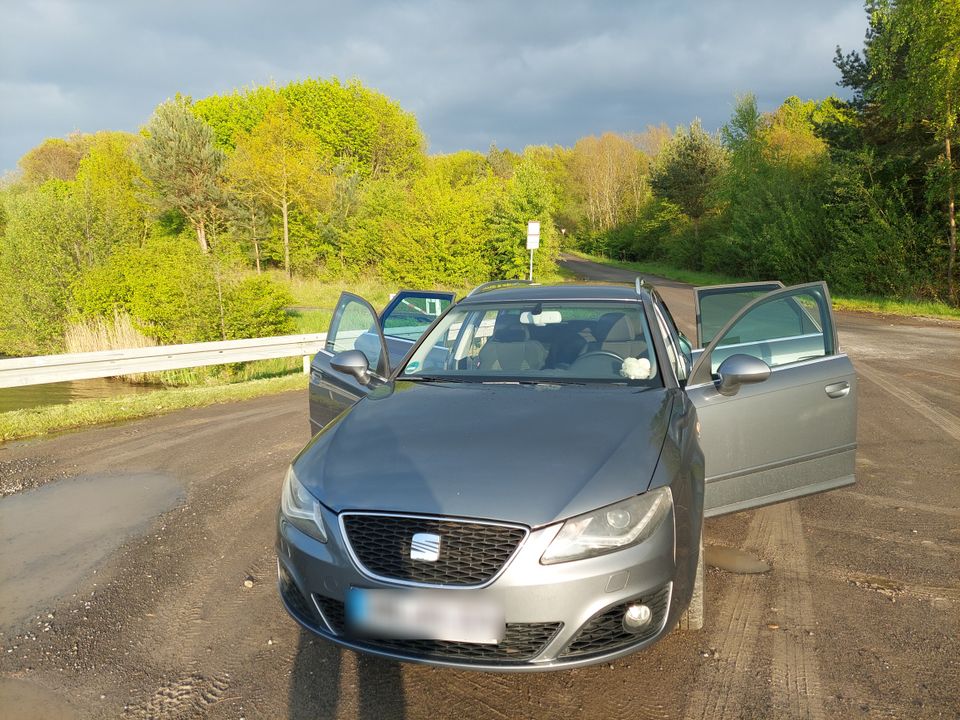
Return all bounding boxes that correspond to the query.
[64,311,157,383]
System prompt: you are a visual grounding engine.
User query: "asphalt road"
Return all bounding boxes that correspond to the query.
[1,256,958,719]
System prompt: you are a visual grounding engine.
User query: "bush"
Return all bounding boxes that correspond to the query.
[72,235,293,344]
[223,275,294,339]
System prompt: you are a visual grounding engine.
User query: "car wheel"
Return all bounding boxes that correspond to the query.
[678,531,704,631]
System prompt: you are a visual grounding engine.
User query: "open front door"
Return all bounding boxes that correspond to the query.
[685,282,857,516]
[309,293,388,433]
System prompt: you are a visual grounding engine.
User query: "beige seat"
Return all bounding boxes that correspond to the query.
[597,313,648,359]
[478,320,547,372]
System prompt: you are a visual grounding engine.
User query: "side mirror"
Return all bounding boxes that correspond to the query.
[716,354,770,396]
[330,350,372,386]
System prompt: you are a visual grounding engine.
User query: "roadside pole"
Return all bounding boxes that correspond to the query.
[527,221,540,281]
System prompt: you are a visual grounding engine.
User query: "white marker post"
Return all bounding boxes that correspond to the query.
[526,221,540,281]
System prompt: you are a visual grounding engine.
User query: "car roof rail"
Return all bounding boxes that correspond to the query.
[466,279,535,297]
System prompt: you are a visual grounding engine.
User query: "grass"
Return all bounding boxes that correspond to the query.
[568,251,960,321]
[0,374,306,443]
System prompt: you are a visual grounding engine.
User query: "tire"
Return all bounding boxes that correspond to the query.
[678,532,704,631]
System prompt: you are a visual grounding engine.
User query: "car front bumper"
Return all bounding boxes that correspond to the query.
[276,504,679,671]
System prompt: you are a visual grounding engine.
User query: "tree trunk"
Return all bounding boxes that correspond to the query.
[213,262,226,341]
[281,199,291,279]
[196,218,209,254]
[946,135,957,303]
[252,209,261,274]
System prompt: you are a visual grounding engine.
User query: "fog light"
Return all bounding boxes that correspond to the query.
[623,603,653,632]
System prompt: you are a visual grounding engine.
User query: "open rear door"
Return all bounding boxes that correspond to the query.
[309,293,388,433]
[379,290,454,367]
[686,282,856,516]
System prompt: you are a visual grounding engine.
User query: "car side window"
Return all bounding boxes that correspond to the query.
[710,286,832,373]
[326,295,384,373]
[381,295,452,342]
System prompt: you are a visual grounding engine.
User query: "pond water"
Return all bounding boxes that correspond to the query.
[0,377,158,413]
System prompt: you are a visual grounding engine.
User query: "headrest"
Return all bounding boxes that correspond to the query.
[493,315,529,342]
[493,327,528,343]
[597,313,636,342]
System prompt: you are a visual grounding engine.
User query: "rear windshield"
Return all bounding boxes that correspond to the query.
[400,301,660,386]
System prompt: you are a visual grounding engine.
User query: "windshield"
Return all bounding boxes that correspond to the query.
[400,301,660,386]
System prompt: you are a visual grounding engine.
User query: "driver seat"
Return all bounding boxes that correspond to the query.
[598,313,648,358]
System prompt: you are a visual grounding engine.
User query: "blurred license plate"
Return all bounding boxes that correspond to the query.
[346,588,505,644]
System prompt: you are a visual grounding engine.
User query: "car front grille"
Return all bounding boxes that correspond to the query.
[312,595,561,664]
[340,513,527,587]
[559,585,671,659]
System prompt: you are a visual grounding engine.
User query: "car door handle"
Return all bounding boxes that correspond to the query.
[825,381,850,398]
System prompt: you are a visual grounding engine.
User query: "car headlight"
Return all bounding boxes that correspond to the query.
[280,465,327,542]
[540,487,672,564]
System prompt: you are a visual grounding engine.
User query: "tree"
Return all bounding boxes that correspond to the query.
[18,133,90,185]
[0,181,85,353]
[137,99,225,253]
[868,0,960,300]
[225,98,331,278]
[490,159,559,278]
[571,133,648,232]
[650,120,727,222]
[193,78,426,178]
[74,132,151,261]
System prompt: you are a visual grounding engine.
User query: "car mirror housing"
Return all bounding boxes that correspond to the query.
[330,349,373,386]
[715,354,771,396]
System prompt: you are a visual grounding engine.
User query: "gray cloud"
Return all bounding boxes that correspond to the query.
[0,0,866,171]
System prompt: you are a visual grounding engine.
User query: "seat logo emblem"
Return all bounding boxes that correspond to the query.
[410,532,441,561]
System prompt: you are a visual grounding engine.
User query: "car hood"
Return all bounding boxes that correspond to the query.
[296,381,674,528]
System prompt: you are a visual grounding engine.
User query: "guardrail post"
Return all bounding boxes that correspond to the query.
[303,355,311,375]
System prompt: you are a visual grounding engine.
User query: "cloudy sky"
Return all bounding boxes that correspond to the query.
[0,0,867,172]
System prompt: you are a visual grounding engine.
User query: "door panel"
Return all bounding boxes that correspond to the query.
[309,293,388,433]
[687,282,856,515]
[694,281,784,347]
[379,290,454,367]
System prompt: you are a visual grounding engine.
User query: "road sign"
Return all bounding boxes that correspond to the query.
[526,221,540,250]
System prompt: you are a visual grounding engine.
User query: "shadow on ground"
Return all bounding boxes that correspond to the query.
[289,630,406,719]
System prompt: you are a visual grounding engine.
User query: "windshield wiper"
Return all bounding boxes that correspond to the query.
[399,375,474,383]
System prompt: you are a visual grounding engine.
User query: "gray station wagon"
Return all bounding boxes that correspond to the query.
[276,279,857,670]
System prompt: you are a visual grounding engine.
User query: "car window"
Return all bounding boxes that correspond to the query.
[710,287,831,373]
[325,295,384,373]
[401,301,661,386]
[381,295,452,342]
[698,283,783,346]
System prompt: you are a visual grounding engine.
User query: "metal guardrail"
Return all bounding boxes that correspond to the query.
[0,333,329,389]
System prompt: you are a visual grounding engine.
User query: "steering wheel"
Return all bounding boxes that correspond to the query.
[570,351,624,371]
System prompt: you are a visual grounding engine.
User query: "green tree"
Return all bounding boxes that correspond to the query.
[225,98,331,278]
[193,78,426,178]
[650,120,727,222]
[74,132,151,261]
[137,99,225,253]
[490,159,558,278]
[0,181,85,353]
[868,0,960,300]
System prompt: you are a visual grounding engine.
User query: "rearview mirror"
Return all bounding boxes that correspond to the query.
[330,350,372,386]
[715,354,770,396]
